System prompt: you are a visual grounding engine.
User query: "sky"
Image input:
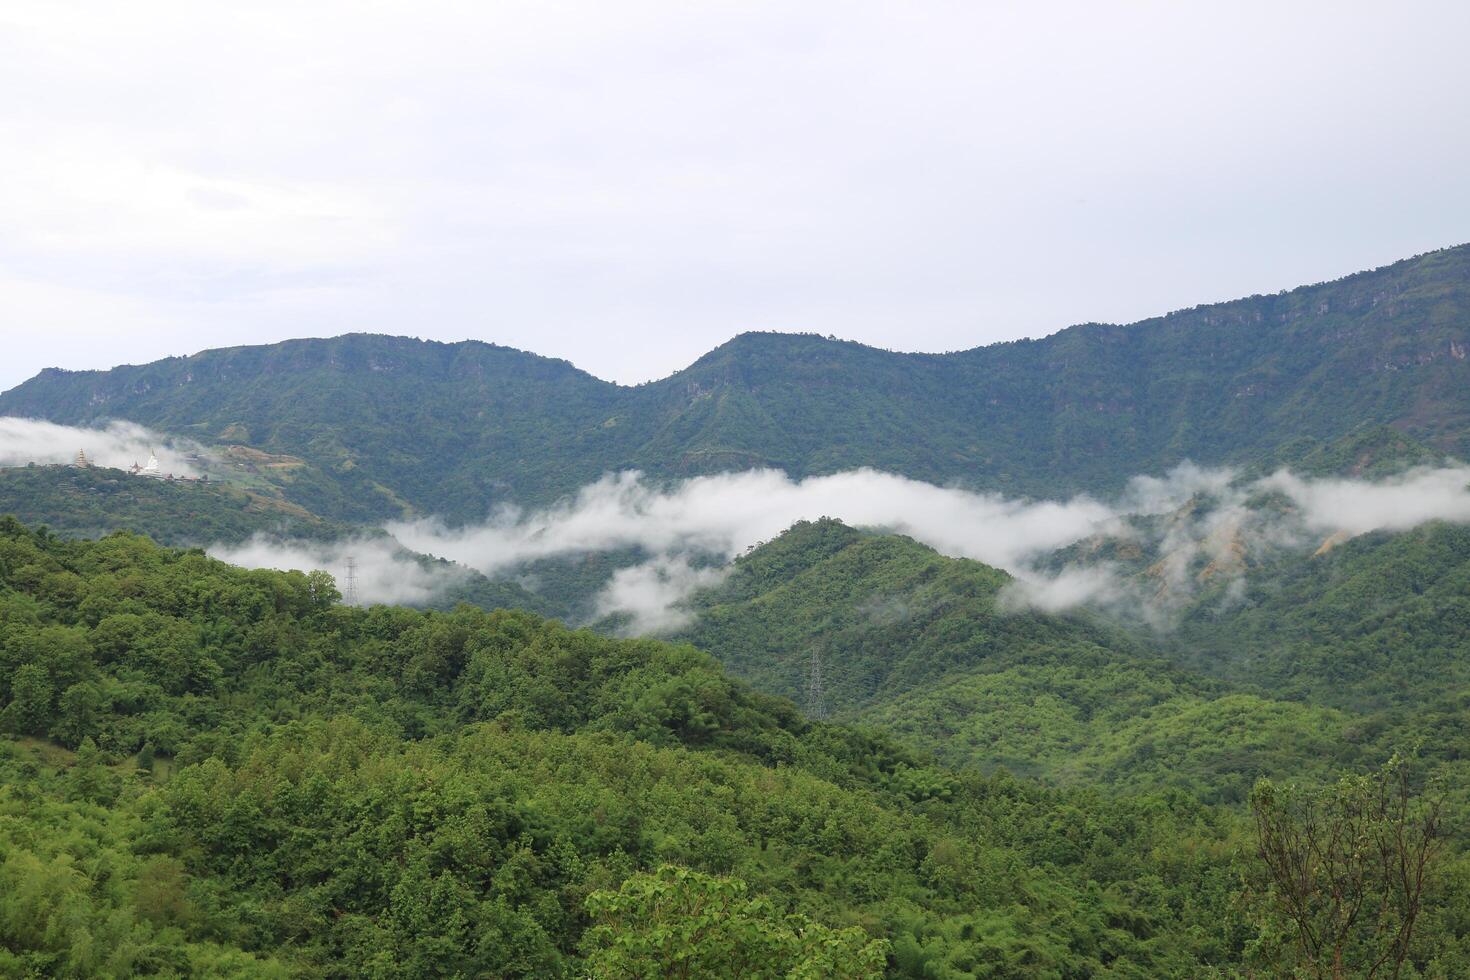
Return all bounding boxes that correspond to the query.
[1,0,1468,394]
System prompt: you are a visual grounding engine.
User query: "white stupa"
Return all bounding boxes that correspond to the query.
[142,449,161,475]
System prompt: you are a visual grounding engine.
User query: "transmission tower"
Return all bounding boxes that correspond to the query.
[807,648,829,721]
[343,556,359,607]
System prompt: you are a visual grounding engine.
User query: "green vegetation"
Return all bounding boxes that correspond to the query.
[1174,521,1470,710]
[509,546,655,624]
[680,519,1470,811]
[0,464,566,621]
[0,464,335,546]
[1249,424,1453,481]
[583,865,889,978]
[681,519,1147,716]
[1249,757,1451,977]
[422,556,567,620]
[4,242,1470,974]
[9,517,1466,975]
[4,244,1468,522]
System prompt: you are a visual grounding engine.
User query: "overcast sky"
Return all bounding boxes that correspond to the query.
[2,0,1467,394]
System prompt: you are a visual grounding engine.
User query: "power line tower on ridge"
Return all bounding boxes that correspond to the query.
[343,556,359,607]
[807,648,829,721]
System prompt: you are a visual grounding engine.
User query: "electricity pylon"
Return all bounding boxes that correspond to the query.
[343,556,359,606]
[807,648,829,721]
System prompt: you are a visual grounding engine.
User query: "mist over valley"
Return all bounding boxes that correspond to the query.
[5,6,1470,971]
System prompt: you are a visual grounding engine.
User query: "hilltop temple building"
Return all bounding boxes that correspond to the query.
[128,450,162,477]
[58,446,208,483]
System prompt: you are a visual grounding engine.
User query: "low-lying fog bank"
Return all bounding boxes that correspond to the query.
[207,463,1470,632]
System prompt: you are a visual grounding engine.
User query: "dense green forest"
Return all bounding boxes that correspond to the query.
[3,245,1467,523]
[681,519,1148,717]
[0,466,336,547]
[678,518,1470,807]
[1171,520,1470,709]
[0,466,569,623]
[4,517,1466,976]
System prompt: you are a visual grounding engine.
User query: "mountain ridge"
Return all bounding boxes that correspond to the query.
[4,243,1468,522]
[17,241,1462,390]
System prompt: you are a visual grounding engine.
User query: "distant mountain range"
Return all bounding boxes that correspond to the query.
[3,244,1467,522]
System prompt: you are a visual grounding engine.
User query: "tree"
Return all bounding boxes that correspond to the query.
[0,663,53,736]
[305,569,340,610]
[583,865,888,980]
[53,682,103,748]
[1250,755,1446,978]
[69,737,120,805]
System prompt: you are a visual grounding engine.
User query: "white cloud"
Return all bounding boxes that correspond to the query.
[1262,466,1470,535]
[0,416,204,475]
[196,462,1470,630]
[1005,464,1470,622]
[1118,463,1237,513]
[999,565,1127,615]
[387,466,1191,629]
[593,556,728,635]
[388,467,1129,576]
[207,534,457,607]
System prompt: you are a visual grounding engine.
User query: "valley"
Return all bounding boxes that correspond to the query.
[3,245,1470,976]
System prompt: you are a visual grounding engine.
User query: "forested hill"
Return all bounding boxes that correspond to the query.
[678,518,1150,717]
[1171,519,1470,710]
[674,519,1447,803]
[3,244,1469,521]
[0,464,337,546]
[0,517,1289,975]
[0,337,626,523]
[3,516,1466,975]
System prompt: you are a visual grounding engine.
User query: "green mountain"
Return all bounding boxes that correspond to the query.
[1018,452,1470,712]
[679,518,1146,715]
[677,520,1341,800]
[1172,519,1470,710]
[1249,423,1454,480]
[0,463,337,546]
[0,516,1317,977]
[678,517,1470,807]
[0,464,564,620]
[0,339,624,522]
[4,244,1468,522]
[5,247,1470,975]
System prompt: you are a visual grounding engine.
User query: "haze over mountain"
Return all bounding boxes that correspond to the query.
[4,244,1468,526]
